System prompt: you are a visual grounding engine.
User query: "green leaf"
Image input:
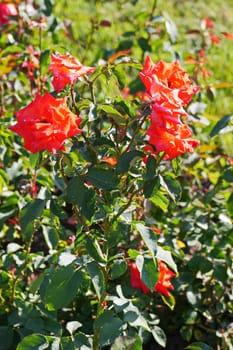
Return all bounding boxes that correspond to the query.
[6,242,22,254]
[40,49,50,70]
[210,115,232,137]
[0,326,13,350]
[94,310,123,347]
[222,168,233,182]
[100,105,126,125]
[42,225,59,250]
[136,255,158,291]
[149,191,169,211]
[185,342,214,350]
[136,223,157,260]
[128,249,140,259]
[86,167,119,190]
[20,199,46,240]
[16,334,49,350]
[29,152,41,168]
[86,261,105,300]
[74,333,92,349]
[59,337,76,350]
[111,259,128,279]
[160,174,181,202]
[42,265,86,310]
[165,17,178,43]
[66,176,96,221]
[116,151,144,174]
[66,321,82,336]
[145,156,157,181]
[161,293,176,310]
[151,326,167,348]
[123,303,150,331]
[188,256,212,274]
[86,236,106,263]
[138,37,151,52]
[227,192,233,216]
[156,246,177,274]
[111,335,142,350]
[66,176,85,204]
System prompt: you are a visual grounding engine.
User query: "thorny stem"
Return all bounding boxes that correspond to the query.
[112,186,143,222]
[70,85,79,114]
[123,106,150,154]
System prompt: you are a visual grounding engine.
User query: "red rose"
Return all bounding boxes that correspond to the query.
[139,55,200,159]
[129,260,176,297]
[139,55,199,107]
[9,92,82,153]
[146,122,200,160]
[154,260,176,297]
[49,52,95,91]
[0,3,17,26]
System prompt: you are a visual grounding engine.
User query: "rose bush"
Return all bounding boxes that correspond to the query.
[0,1,232,350]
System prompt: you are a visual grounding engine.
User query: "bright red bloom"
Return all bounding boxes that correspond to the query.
[202,17,214,29]
[209,33,221,45]
[146,122,200,160]
[49,52,95,91]
[139,55,199,159]
[154,261,176,297]
[0,3,17,26]
[129,261,150,294]
[129,260,175,297]
[139,55,199,107]
[9,92,82,153]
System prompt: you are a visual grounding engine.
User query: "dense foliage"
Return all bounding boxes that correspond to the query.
[0,1,232,350]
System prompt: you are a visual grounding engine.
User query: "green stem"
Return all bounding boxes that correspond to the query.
[149,0,158,22]
[123,106,150,154]
[10,227,34,308]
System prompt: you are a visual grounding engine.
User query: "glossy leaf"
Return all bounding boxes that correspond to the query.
[86,261,105,300]
[16,334,49,350]
[111,259,128,279]
[136,255,158,291]
[0,326,13,350]
[41,265,86,310]
[186,342,214,350]
[136,223,157,260]
[151,326,167,348]
[94,310,123,347]
[210,115,232,137]
[156,246,177,274]
[160,174,181,202]
[149,191,169,211]
[100,105,126,125]
[111,335,142,350]
[116,150,144,174]
[86,167,119,190]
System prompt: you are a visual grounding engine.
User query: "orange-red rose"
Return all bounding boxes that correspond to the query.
[129,260,176,297]
[139,56,199,107]
[0,3,17,26]
[9,92,82,153]
[49,52,95,91]
[146,122,200,160]
[139,55,200,159]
